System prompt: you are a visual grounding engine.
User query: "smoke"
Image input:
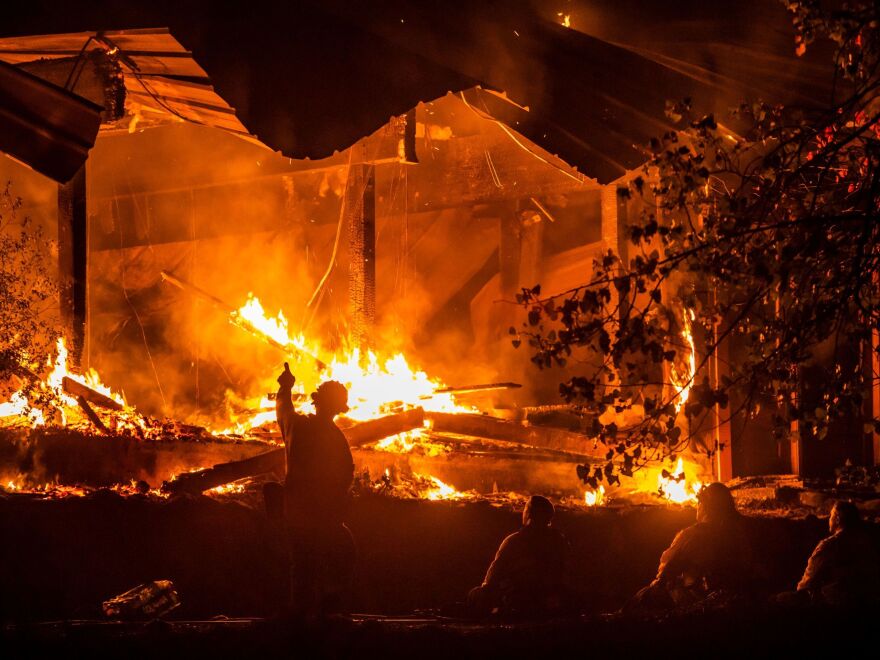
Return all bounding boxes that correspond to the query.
[4,84,614,428]
[83,116,498,426]
[85,122,326,423]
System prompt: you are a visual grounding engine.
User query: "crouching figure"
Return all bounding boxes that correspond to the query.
[468,495,571,617]
[796,501,880,607]
[627,482,754,611]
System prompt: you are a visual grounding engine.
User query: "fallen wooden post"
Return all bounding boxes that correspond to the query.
[164,447,286,495]
[342,407,424,447]
[423,431,600,464]
[422,382,522,398]
[75,396,109,434]
[62,376,124,411]
[164,407,425,494]
[427,412,609,458]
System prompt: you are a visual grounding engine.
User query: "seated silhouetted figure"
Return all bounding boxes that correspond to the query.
[796,501,880,607]
[627,482,753,612]
[468,495,570,617]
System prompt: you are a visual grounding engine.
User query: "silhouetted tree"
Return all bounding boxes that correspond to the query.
[0,184,59,405]
[514,0,880,486]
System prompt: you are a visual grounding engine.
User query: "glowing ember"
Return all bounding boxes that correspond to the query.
[584,485,606,506]
[657,457,703,504]
[208,482,247,495]
[420,475,469,501]
[0,478,88,498]
[373,432,418,453]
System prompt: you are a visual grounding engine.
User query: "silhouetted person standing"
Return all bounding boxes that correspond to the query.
[796,501,880,606]
[627,482,753,611]
[468,495,570,616]
[276,363,354,617]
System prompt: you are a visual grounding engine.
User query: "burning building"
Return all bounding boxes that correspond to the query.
[0,1,876,506]
[1,5,880,651]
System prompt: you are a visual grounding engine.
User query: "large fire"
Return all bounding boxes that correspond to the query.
[671,308,697,413]
[219,294,474,434]
[584,485,606,506]
[657,457,703,504]
[1,295,709,508]
[0,337,132,430]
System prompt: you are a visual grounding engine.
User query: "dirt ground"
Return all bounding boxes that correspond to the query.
[3,492,877,657]
[0,492,833,620]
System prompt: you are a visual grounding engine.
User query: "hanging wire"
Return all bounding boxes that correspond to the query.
[96,33,208,128]
[301,149,355,332]
[485,149,504,188]
[62,35,97,90]
[459,91,585,185]
[111,186,168,412]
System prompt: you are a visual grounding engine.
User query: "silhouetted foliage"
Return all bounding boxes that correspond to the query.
[0,184,59,404]
[514,1,880,485]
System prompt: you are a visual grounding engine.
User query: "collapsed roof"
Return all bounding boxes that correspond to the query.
[1,0,837,183]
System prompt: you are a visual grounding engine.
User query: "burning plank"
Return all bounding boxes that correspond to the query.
[61,376,124,411]
[164,407,425,494]
[74,396,109,434]
[342,407,425,447]
[160,270,327,370]
[427,412,609,458]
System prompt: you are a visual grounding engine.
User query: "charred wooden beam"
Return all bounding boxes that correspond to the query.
[57,165,87,366]
[425,431,599,464]
[427,412,608,458]
[61,376,124,411]
[164,407,425,494]
[164,447,285,496]
[427,382,522,397]
[75,396,109,434]
[347,161,376,347]
[402,108,419,164]
[18,49,126,123]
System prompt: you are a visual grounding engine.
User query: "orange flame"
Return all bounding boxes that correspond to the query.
[419,474,472,501]
[584,485,606,506]
[657,457,703,504]
[671,309,697,413]
[218,295,474,435]
[0,338,141,432]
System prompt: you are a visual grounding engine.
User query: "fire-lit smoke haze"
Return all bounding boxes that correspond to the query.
[77,94,608,429]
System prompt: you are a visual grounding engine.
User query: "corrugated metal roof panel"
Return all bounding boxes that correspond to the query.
[0,60,101,182]
[0,28,249,139]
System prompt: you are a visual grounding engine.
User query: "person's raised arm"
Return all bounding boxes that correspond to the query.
[276,362,297,427]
